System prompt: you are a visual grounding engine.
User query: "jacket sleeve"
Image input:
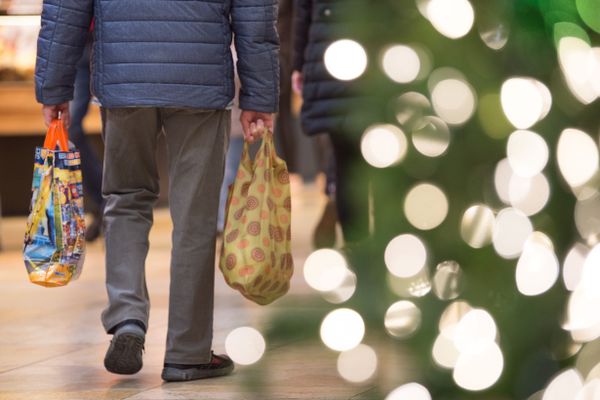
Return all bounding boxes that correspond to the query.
[292,0,312,72]
[231,0,280,113]
[35,0,93,105]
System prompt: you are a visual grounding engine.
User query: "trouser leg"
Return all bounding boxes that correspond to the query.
[161,108,230,364]
[100,108,161,333]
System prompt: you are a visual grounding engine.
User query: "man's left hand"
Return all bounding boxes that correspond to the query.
[42,103,70,128]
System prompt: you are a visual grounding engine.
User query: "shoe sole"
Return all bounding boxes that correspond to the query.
[104,333,144,375]
[161,364,234,382]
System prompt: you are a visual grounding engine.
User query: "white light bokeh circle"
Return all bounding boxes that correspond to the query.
[385,234,428,278]
[454,309,498,355]
[412,116,451,157]
[337,344,378,383]
[324,39,368,81]
[460,204,495,248]
[453,342,504,391]
[557,128,599,187]
[387,269,432,298]
[516,232,559,296]
[320,308,365,352]
[385,382,432,400]
[381,45,421,83]
[565,284,600,343]
[433,260,463,300]
[575,193,600,242]
[542,369,584,400]
[426,0,474,39]
[394,92,433,129]
[361,124,408,168]
[558,37,598,105]
[225,327,266,365]
[501,78,551,129]
[507,130,549,178]
[404,183,449,230]
[303,249,349,292]
[495,158,514,204]
[431,78,477,125]
[320,269,357,304]
[509,173,551,217]
[384,300,422,338]
[563,243,589,291]
[492,207,534,259]
[581,244,600,300]
[433,328,461,369]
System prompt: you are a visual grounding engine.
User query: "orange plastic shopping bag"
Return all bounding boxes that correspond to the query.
[23,119,86,287]
[219,130,293,305]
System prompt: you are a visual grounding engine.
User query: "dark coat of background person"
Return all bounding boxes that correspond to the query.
[35,0,280,113]
[293,0,372,138]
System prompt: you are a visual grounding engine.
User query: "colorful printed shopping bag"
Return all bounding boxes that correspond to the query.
[219,130,294,305]
[23,119,86,287]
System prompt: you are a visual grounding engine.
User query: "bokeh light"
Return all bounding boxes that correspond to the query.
[480,23,510,50]
[384,300,422,338]
[453,342,504,391]
[557,128,599,188]
[509,173,551,216]
[412,116,451,157]
[495,158,514,204]
[426,0,475,39]
[387,269,432,298]
[542,369,583,400]
[433,260,463,300]
[337,344,378,383]
[381,45,421,83]
[577,0,600,34]
[507,130,549,178]
[320,308,365,352]
[492,207,533,259]
[515,232,559,296]
[460,204,495,248]
[563,243,589,291]
[558,37,598,104]
[454,309,497,355]
[433,327,461,369]
[385,234,428,278]
[361,124,408,168]
[225,327,266,365]
[404,183,449,230]
[386,382,432,400]
[431,77,477,125]
[575,192,600,242]
[394,92,433,129]
[501,78,552,129]
[324,39,368,81]
[303,249,349,292]
[320,269,357,304]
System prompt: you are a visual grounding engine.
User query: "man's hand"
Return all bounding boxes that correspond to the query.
[42,103,70,128]
[240,110,274,143]
[292,70,303,95]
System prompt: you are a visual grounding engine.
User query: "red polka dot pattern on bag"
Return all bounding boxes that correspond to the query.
[246,196,259,210]
[247,221,261,236]
[251,247,266,262]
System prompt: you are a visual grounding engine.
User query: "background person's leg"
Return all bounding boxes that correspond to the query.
[100,108,162,333]
[161,108,230,365]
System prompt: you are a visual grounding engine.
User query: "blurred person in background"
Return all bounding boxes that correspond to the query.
[35,0,279,382]
[293,0,370,246]
[70,31,104,242]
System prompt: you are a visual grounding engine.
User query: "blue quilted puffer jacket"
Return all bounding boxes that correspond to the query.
[35,0,280,112]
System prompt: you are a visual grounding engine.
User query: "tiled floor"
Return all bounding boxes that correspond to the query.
[0,179,415,400]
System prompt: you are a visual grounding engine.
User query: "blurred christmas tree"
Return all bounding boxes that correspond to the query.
[256,0,600,398]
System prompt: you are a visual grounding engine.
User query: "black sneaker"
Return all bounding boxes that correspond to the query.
[104,330,145,375]
[161,352,234,382]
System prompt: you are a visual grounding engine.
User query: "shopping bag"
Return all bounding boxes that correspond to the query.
[23,118,86,287]
[219,129,294,305]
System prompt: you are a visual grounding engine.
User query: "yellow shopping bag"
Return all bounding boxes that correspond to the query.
[219,130,293,305]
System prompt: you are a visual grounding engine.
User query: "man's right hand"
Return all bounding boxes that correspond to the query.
[240,110,274,143]
[42,103,70,128]
[292,70,303,95]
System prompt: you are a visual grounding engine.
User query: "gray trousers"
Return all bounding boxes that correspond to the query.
[100,108,230,364]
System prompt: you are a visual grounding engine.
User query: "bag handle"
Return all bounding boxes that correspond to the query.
[43,118,69,151]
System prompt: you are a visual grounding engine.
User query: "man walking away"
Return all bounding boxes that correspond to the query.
[35,0,279,382]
